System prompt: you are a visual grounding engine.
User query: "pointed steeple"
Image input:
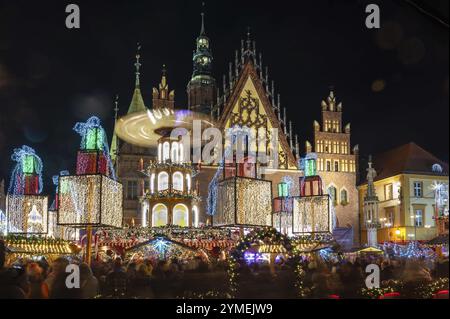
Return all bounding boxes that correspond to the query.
[110,95,120,163]
[200,11,206,36]
[187,5,216,114]
[152,65,175,110]
[134,43,142,87]
[127,43,147,114]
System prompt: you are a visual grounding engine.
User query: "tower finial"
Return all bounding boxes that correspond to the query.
[114,95,119,121]
[246,26,251,51]
[134,42,142,87]
[200,2,206,35]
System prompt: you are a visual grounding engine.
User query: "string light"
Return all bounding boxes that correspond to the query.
[58,175,123,228]
[73,116,117,181]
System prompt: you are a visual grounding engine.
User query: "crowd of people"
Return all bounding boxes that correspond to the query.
[0,238,448,299]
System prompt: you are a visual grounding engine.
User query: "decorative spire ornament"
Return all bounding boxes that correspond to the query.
[134,43,142,88]
[235,50,239,77]
[271,80,275,107]
[289,121,293,149]
[114,95,119,122]
[259,53,263,78]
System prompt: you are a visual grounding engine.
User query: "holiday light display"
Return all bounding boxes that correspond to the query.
[273,182,293,236]
[6,146,48,235]
[73,116,116,179]
[58,175,123,228]
[292,153,333,234]
[214,177,272,227]
[57,115,123,254]
[292,196,332,234]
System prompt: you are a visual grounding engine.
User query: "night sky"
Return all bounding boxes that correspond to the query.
[0,0,448,192]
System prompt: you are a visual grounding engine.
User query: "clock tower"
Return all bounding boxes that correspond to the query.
[187,11,216,115]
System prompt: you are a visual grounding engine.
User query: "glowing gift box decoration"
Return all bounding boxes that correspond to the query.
[76,151,108,175]
[214,177,272,227]
[224,155,257,179]
[300,153,323,197]
[57,174,123,228]
[6,195,48,234]
[22,154,36,174]
[84,127,104,151]
[292,195,332,234]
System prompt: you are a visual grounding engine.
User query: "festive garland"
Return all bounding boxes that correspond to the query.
[178,290,229,299]
[294,262,311,298]
[416,277,449,299]
[361,287,396,299]
[227,227,293,298]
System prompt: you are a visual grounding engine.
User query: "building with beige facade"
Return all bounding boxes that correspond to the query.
[358,142,449,244]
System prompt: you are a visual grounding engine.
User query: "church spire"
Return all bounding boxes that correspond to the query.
[127,43,146,114]
[187,5,216,114]
[200,11,205,36]
[134,43,142,88]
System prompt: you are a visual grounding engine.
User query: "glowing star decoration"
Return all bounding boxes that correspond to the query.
[57,175,123,228]
[153,237,170,258]
[431,181,449,217]
[73,116,117,181]
[292,195,332,234]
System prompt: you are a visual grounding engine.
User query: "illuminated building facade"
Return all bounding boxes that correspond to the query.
[307,90,359,242]
[358,142,449,244]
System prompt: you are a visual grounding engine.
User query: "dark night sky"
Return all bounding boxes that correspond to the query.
[0,0,448,192]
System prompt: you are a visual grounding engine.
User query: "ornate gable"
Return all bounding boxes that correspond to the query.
[219,61,297,169]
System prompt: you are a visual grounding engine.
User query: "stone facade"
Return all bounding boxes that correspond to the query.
[309,90,360,243]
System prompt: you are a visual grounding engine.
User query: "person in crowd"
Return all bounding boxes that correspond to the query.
[105,257,127,298]
[80,263,99,299]
[26,262,46,299]
[42,257,69,298]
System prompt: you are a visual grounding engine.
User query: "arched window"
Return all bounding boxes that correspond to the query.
[152,204,168,227]
[186,174,191,192]
[141,201,149,227]
[340,189,348,204]
[173,204,189,227]
[192,205,199,227]
[179,143,184,163]
[334,161,339,172]
[171,142,179,163]
[163,142,170,162]
[158,143,162,162]
[326,161,331,172]
[158,172,169,191]
[172,172,184,191]
[150,173,155,193]
[328,186,337,205]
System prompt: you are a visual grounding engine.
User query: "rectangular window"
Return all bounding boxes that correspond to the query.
[334,160,339,172]
[384,208,395,227]
[126,180,138,200]
[326,160,331,172]
[415,209,424,227]
[385,184,393,200]
[413,181,423,198]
